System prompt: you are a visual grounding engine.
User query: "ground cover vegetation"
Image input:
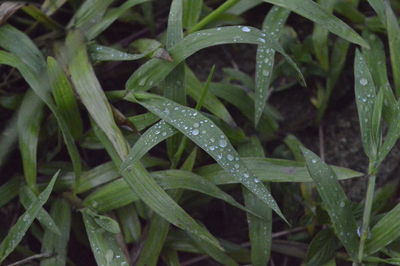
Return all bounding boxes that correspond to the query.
[1,0,400,265]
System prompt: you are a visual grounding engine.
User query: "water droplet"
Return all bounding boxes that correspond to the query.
[234,164,239,169]
[219,139,227,148]
[254,178,261,183]
[311,159,317,163]
[192,129,199,135]
[162,132,167,136]
[210,138,215,142]
[209,146,215,151]
[227,154,234,161]
[360,78,368,86]
[193,123,199,128]
[340,201,345,208]
[244,173,249,178]
[241,26,251,32]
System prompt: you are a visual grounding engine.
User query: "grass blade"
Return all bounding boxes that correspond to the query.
[262,0,368,47]
[366,203,400,255]
[125,26,304,93]
[88,44,145,62]
[255,6,289,125]
[301,147,358,260]
[0,177,20,208]
[354,49,378,161]
[0,171,59,264]
[0,114,18,170]
[130,93,287,221]
[81,208,129,266]
[183,0,203,30]
[40,199,71,266]
[19,186,61,235]
[385,2,400,97]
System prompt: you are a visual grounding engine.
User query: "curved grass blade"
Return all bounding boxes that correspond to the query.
[301,147,358,260]
[0,177,20,208]
[0,114,18,170]
[120,120,177,171]
[17,90,44,189]
[87,0,150,39]
[354,49,378,161]
[81,208,129,266]
[47,56,83,139]
[76,162,120,194]
[40,199,71,266]
[88,44,145,62]
[19,186,61,235]
[262,0,368,48]
[186,67,235,126]
[238,137,271,266]
[0,25,82,182]
[0,171,58,264]
[366,203,400,255]
[125,26,304,93]
[255,6,289,126]
[197,157,362,184]
[129,93,286,222]
[385,2,400,97]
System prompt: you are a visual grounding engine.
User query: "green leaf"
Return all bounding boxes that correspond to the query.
[197,157,362,184]
[255,6,290,126]
[81,208,129,266]
[301,147,358,260]
[67,30,129,159]
[17,90,44,188]
[40,199,71,266]
[0,171,59,264]
[0,114,18,169]
[129,93,286,222]
[47,56,83,139]
[0,177,20,208]
[88,44,145,62]
[262,0,368,47]
[238,137,271,266]
[85,208,120,234]
[306,229,339,266]
[19,186,61,236]
[354,49,378,161]
[76,162,120,194]
[385,2,400,97]
[116,205,141,243]
[366,203,400,255]
[125,26,304,93]
[120,120,177,171]
[183,0,203,30]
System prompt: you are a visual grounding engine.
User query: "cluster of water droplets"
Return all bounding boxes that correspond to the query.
[145,99,278,206]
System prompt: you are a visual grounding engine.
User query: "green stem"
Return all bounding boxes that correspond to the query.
[357,173,376,263]
[188,0,240,33]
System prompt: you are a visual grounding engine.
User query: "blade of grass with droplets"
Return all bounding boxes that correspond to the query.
[365,203,400,255]
[81,208,129,266]
[164,0,186,162]
[197,157,362,184]
[262,0,368,48]
[255,6,289,126]
[17,90,44,189]
[127,112,160,131]
[183,0,203,30]
[88,44,145,62]
[47,56,83,139]
[67,30,129,159]
[125,26,304,93]
[0,177,20,208]
[186,67,235,126]
[90,111,222,249]
[0,114,18,170]
[385,2,400,97]
[0,171,58,264]
[0,25,82,182]
[19,186,61,235]
[87,0,149,39]
[40,199,71,266]
[301,147,358,260]
[120,120,177,171]
[238,137,272,266]
[130,93,286,222]
[354,49,378,161]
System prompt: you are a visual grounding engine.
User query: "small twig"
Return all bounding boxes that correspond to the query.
[6,252,53,266]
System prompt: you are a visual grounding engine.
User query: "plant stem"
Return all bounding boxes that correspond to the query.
[188,0,240,33]
[357,173,376,263]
